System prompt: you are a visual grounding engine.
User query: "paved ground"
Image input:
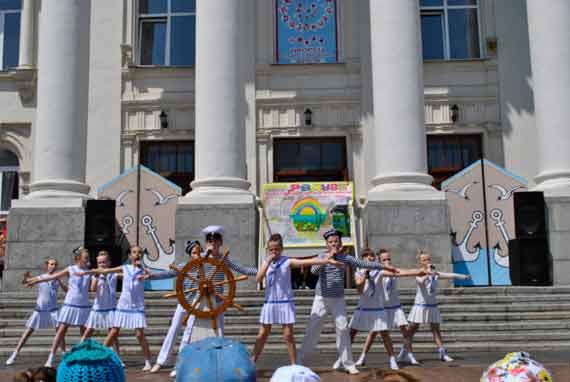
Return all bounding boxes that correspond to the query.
[1,351,568,381]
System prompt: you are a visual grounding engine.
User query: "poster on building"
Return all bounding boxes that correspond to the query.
[98,165,181,290]
[261,182,354,248]
[443,159,527,286]
[275,0,339,64]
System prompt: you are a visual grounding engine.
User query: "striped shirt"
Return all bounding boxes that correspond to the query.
[311,253,383,298]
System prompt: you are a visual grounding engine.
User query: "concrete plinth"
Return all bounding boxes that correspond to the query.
[3,199,86,291]
[545,195,570,285]
[366,194,452,288]
[175,193,257,289]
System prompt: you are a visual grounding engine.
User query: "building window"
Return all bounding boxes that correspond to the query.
[0,0,21,71]
[420,0,481,60]
[139,141,194,194]
[275,0,339,64]
[138,0,196,66]
[427,134,482,188]
[0,149,19,214]
[273,138,347,182]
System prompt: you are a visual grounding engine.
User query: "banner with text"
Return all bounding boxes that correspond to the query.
[261,182,354,248]
[276,0,339,64]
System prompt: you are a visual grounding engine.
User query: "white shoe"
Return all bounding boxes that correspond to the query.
[407,352,420,365]
[5,352,17,366]
[142,360,152,372]
[150,364,162,373]
[332,358,341,370]
[44,353,55,368]
[439,350,454,362]
[345,365,360,375]
[170,369,177,378]
[355,353,366,367]
[396,348,408,362]
[389,356,399,370]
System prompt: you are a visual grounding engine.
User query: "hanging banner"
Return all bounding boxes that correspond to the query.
[261,182,354,248]
[275,0,339,64]
[97,165,181,290]
[443,159,527,286]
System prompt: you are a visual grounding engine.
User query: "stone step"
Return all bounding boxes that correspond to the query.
[1,341,568,358]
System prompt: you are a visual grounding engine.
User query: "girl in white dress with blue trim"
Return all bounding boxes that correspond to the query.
[6,258,67,366]
[406,251,470,363]
[251,233,338,365]
[81,246,152,371]
[356,249,426,367]
[26,248,92,367]
[80,251,120,355]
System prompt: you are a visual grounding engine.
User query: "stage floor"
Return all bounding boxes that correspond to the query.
[1,351,568,381]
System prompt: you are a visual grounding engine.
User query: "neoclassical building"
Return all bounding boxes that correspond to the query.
[1,0,569,289]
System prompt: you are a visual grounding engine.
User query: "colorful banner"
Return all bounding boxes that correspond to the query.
[443,159,527,286]
[261,182,354,248]
[97,165,181,290]
[275,0,339,64]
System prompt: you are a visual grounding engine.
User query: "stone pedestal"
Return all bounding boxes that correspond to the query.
[544,196,570,285]
[176,194,257,290]
[3,199,85,291]
[366,196,452,288]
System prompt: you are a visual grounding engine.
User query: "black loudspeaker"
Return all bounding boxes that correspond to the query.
[514,192,546,238]
[508,238,551,286]
[85,200,116,247]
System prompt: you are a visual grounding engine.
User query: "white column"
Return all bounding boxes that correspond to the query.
[367,0,435,200]
[527,0,570,193]
[185,0,254,200]
[18,0,37,69]
[28,0,91,199]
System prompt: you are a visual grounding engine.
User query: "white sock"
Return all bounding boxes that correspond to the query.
[407,352,419,364]
[389,356,399,370]
[145,359,151,368]
[6,351,17,365]
[45,352,55,367]
[438,347,446,354]
[356,352,366,365]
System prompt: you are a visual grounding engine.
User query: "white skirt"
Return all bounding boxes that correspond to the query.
[407,304,442,324]
[26,309,59,330]
[86,309,115,329]
[260,302,296,325]
[113,309,147,329]
[58,305,91,326]
[385,306,408,328]
[349,308,388,332]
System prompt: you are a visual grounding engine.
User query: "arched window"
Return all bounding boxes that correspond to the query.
[0,149,19,213]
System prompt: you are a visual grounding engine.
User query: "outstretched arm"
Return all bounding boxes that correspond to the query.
[143,269,177,281]
[436,272,471,280]
[383,268,426,278]
[78,266,123,276]
[224,257,258,276]
[290,253,335,269]
[26,268,69,286]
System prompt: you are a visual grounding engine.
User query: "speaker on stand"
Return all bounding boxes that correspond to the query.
[509,192,552,286]
[84,200,120,267]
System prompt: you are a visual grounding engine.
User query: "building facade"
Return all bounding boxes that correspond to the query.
[1,0,570,289]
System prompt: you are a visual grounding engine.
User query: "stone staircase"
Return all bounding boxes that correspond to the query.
[0,287,569,359]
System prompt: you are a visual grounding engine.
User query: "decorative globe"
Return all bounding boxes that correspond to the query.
[56,339,125,382]
[176,337,256,382]
[480,352,553,382]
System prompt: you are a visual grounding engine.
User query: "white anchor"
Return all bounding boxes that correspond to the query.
[452,211,483,263]
[141,215,175,270]
[489,208,510,268]
[120,215,134,235]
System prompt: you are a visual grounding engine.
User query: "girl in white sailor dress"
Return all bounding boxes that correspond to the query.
[25,248,92,367]
[6,258,67,366]
[83,246,152,371]
[80,251,120,354]
[407,251,470,362]
[251,233,335,365]
[341,249,398,370]
[358,249,426,367]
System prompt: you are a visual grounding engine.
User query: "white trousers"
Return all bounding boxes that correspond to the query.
[156,304,187,366]
[299,295,355,368]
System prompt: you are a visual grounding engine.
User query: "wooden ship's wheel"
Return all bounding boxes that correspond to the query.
[164,250,248,331]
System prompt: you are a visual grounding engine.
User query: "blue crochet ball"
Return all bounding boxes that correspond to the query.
[176,337,256,382]
[56,339,125,382]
